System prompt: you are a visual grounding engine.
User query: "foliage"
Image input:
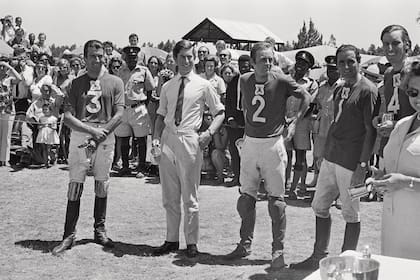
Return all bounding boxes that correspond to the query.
[157,39,176,52]
[412,44,420,56]
[293,18,323,49]
[327,34,337,47]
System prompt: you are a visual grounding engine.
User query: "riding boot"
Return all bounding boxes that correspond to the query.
[341,222,361,252]
[52,200,80,255]
[93,196,114,248]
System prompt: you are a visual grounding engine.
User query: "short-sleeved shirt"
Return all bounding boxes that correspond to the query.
[240,71,307,138]
[324,76,380,171]
[199,73,226,96]
[64,72,125,123]
[157,71,224,133]
[118,64,155,105]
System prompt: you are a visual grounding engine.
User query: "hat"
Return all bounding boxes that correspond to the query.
[324,55,336,67]
[122,46,140,57]
[295,50,315,69]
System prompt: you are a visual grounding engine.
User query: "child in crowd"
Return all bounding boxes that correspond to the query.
[36,103,59,168]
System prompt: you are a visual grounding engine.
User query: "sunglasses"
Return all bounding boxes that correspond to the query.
[198,50,208,54]
[36,65,47,70]
[111,64,121,69]
[406,88,419,98]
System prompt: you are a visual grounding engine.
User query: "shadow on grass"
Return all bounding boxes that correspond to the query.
[14,239,90,253]
[15,239,157,257]
[171,250,271,267]
[103,240,156,257]
[248,267,313,280]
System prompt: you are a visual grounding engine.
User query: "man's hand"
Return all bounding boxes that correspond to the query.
[284,119,296,141]
[198,130,212,150]
[90,127,109,143]
[227,118,239,129]
[350,164,367,187]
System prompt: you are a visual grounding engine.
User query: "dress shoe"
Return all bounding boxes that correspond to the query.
[224,243,251,260]
[186,244,199,258]
[289,254,322,270]
[153,241,179,256]
[52,234,76,256]
[94,230,114,248]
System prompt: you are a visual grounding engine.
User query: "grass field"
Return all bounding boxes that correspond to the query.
[0,164,382,280]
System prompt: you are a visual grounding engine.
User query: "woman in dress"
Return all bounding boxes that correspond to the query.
[370,59,420,260]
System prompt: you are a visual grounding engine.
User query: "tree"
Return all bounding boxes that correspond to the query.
[293,18,323,49]
[412,44,420,56]
[327,34,336,47]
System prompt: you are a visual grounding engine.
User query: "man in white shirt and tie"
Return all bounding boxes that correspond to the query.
[152,39,225,258]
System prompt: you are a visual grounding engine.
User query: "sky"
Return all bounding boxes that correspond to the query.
[2,0,420,50]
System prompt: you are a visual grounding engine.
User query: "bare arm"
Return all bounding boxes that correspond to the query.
[153,114,166,141]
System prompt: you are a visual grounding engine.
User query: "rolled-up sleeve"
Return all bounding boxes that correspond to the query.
[204,83,225,117]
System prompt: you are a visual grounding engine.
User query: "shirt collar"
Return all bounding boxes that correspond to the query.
[176,71,194,81]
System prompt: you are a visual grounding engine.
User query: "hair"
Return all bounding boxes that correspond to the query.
[215,40,226,49]
[103,41,113,48]
[220,63,236,76]
[147,55,163,72]
[264,36,276,46]
[70,57,82,66]
[238,54,251,63]
[129,33,138,40]
[219,49,231,59]
[172,39,194,60]
[336,44,361,63]
[83,40,103,59]
[380,24,412,53]
[198,46,210,53]
[38,32,46,38]
[400,59,420,91]
[204,55,219,68]
[250,42,273,63]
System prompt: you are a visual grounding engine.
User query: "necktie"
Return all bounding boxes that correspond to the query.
[174,76,185,126]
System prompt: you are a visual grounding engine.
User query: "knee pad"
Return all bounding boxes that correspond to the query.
[94,180,109,198]
[67,182,84,201]
[237,193,256,217]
